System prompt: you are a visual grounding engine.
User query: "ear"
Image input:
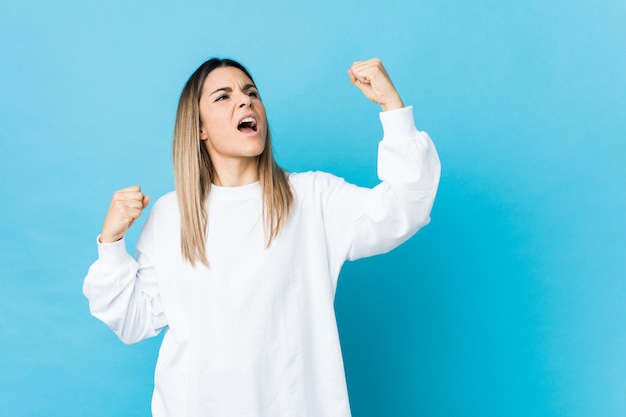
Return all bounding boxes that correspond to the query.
[200,127,208,141]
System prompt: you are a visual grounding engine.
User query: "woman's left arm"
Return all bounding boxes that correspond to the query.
[349,105,440,260]
[322,59,441,263]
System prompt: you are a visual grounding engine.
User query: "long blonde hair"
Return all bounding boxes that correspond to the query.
[172,58,293,266]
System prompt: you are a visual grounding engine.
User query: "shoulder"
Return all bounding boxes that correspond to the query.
[288,172,358,206]
[289,171,348,194]
[150,191,179,215]
[136,191,179,248]
[141,191,179,236]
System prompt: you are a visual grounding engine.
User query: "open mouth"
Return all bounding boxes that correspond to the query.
[238,117,258,133]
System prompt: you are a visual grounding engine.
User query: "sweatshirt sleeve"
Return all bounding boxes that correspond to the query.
[82,211,168,344]
[321,105,441,264]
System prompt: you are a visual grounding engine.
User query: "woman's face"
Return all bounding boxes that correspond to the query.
[198,66,267,166]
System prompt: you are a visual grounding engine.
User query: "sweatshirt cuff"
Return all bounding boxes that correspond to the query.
[379,106,418,141]
[96,235,133,267]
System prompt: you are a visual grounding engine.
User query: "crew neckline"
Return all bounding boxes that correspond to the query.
[208,181,261,201]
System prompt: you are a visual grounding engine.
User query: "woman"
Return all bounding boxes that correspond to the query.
[84,57,441,417]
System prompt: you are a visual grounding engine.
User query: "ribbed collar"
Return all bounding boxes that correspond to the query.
[208,181,261,201]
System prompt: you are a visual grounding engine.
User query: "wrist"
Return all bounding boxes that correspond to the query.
[381,97,404,112]
[99,234,123,244]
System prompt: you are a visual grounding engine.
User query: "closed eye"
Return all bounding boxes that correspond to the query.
[214,94,229,102]
[247,91,259,98]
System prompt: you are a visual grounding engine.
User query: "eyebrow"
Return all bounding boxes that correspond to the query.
[209,83,257,97]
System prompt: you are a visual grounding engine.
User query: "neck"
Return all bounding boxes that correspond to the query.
[211,156,259,187]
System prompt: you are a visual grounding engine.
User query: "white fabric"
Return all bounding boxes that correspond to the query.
[83,106,441,417]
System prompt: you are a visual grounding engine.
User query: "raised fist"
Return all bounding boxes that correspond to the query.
[99,186,150,243]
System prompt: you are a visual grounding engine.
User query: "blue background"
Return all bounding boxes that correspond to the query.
[1,0,625,416]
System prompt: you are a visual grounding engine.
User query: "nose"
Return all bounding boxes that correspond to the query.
[239,93,253,108]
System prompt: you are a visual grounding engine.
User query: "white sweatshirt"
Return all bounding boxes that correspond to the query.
[83,106,441,417]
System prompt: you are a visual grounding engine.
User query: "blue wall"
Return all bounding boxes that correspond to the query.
[1,0,625,416]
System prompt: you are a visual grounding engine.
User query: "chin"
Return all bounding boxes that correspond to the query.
[246,139,266,157]
[250,145,266,158]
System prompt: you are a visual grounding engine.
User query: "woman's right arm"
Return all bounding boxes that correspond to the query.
[83,186,167,344]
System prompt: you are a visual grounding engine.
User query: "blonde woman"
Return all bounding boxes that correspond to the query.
[84,57,441,417]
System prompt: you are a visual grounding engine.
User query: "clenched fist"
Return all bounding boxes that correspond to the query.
[348,58,404,112]
[99,186,150,243]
